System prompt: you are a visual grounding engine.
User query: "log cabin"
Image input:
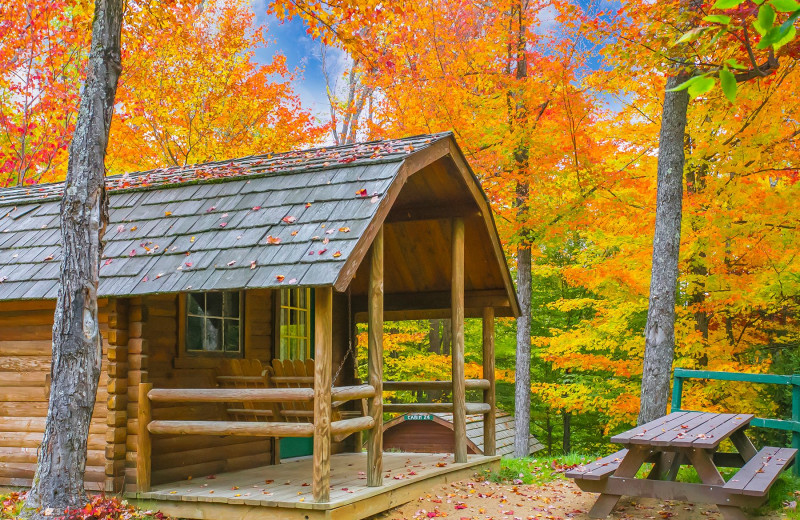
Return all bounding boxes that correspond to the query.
[0,132,520,520]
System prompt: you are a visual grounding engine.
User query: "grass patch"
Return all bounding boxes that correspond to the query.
[482,453,596,485]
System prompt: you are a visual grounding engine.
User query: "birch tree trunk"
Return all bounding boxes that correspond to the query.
[637,74,689,425]
[25,0,123,516]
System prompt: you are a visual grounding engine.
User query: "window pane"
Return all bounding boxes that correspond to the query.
[205,317,223,351]
[186,316,204,351]
[224,320,240,352]
[188,293,204,315]
[224,292,240,318]
[206,292,223,317]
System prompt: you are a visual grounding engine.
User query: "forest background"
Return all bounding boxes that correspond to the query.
[1,0,799,455]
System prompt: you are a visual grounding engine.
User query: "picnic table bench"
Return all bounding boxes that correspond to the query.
[566,411,797,520]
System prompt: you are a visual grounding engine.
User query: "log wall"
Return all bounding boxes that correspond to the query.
[124,290,276,490]
[0,299,109,490]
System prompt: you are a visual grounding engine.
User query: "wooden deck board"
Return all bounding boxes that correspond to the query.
[129,452,499,519]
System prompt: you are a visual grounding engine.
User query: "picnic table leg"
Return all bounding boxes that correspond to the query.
[588,445,650,518]
[685,448,747,520]
[729,430,757,462]
[647,451,682,481]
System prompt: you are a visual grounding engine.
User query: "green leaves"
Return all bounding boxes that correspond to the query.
[668,74,716,98]
[712,0,745,8]
[771,0,800,12]
[720,67,738,102]
[757,4,776,31]
[703,14,732,24]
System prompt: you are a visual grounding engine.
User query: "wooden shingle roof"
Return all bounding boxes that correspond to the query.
[0,133,450,300]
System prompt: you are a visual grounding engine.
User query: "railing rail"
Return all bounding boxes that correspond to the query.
[381,379,492,415]
[671,368,800,475]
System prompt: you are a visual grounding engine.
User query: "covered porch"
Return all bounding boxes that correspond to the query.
[134,452,498,520]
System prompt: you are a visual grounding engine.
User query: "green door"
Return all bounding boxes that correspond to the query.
[277,288,314,459]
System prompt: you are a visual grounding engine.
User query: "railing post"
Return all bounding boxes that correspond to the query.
[313,287,333,502]
[451,217,467,463]
[792,375,800,476]
[482,307,496,456]
[136,382,153,493]
[670,373,683,413]
[367,227,384,487]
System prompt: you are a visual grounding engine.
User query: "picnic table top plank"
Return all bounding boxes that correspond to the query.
[690,413,754,449]
[668,413,739,448]
[610,411,692,445]
[649,412,722,447]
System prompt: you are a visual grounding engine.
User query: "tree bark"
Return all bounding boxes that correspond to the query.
[24,0,123,516]
[638,75,690,425]
[562,410,571,454]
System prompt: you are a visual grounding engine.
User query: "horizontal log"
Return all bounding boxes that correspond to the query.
[280,410,313,418]
[0,341,51,356]
[270,376,314,384]
[216,375,265,384]
[382,379,490,391]
[0,447,104,466]
[0,372,48,387]
[330,416,374,436]
[147,387,314,403]
[151,439,271,470]
[147,420,314,437]
[151,452,271,486]
[331,384,375,402]
[0,417,105,434]
[0,325,53,341]
[382,402,492,414]
[0,356,51,372]
[0,300,56,312]
[227,408,274,417]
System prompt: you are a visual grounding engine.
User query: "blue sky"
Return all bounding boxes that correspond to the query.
[251,2,343,121]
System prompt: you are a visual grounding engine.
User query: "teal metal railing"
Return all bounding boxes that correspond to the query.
[671,368,800,475]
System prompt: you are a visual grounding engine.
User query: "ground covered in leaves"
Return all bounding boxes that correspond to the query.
[0,493,170,520]
[379,457,797,520]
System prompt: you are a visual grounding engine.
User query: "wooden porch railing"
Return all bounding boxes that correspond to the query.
[381,378,494,440]
[136,382,376,493]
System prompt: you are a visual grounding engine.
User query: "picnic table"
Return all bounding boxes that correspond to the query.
[566,411,797,520]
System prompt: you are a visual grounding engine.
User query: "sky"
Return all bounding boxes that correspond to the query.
[251,2,347,123]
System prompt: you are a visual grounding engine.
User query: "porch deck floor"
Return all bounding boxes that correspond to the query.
[132,452,499,520]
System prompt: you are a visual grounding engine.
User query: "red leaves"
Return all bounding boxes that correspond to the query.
[252,205,262,211]
[356,188,368,197]
[266,235,281,244]
[276,274,285,282]
[282,215,297,224]
[220,222,227,227]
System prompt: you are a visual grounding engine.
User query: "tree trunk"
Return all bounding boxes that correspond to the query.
[562,411,571,454]
[514,244,532,457]
[429,320,442,354]
[24,0,123,516]
[638,75,690,425]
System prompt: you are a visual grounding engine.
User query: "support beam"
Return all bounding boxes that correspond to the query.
[482,307,496,456]
[313,287,333,503]
[136,382,153,493]
[367,227,384,487]
[451,217,467,463]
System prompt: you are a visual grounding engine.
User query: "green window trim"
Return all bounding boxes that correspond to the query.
[278,288,314,361]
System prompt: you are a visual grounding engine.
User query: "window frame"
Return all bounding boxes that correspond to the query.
[274,287,314,361]
[180,290,245,358]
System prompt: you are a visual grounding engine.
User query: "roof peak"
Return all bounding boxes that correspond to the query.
[0,132,453,207]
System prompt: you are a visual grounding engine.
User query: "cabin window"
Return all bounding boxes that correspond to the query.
[278,288,313,360]
[185,291,242,354]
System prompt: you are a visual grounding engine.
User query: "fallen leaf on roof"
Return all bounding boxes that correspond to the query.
[252,205,261,211]
[276,275,285,282]
[44,255,53,261]
[308,250,315,255]
[311,235,320,241]
[220,222,227,227]
[130,226,137,231]
[266,235,281,244]
[222,213,229,218]
[339,227,350,232]
[333,251,342,258]
[0,276,7,283]
[190,236,195,242]
[185,262,193,268]
[104,259,113,266]
[142,276,148,282]
[282,215,297,224]
[206,206,216,213]
[318,248,328,255]
[305,202,312,208]
[165,211,172,217]
[116,225,125,233]
[356,188,368,197]
[291,230,298,236]
[250,260,257,269]
[155,273,164,279]
[227,260,236,266]
[371,195,379,203]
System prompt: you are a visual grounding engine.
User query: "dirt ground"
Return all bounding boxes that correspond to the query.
[375,478,788,520]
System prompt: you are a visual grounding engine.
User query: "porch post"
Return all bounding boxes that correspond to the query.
[451,217,467,463]
[367,226,384,487]
[482,307,496,456]
[313,287,333,502]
